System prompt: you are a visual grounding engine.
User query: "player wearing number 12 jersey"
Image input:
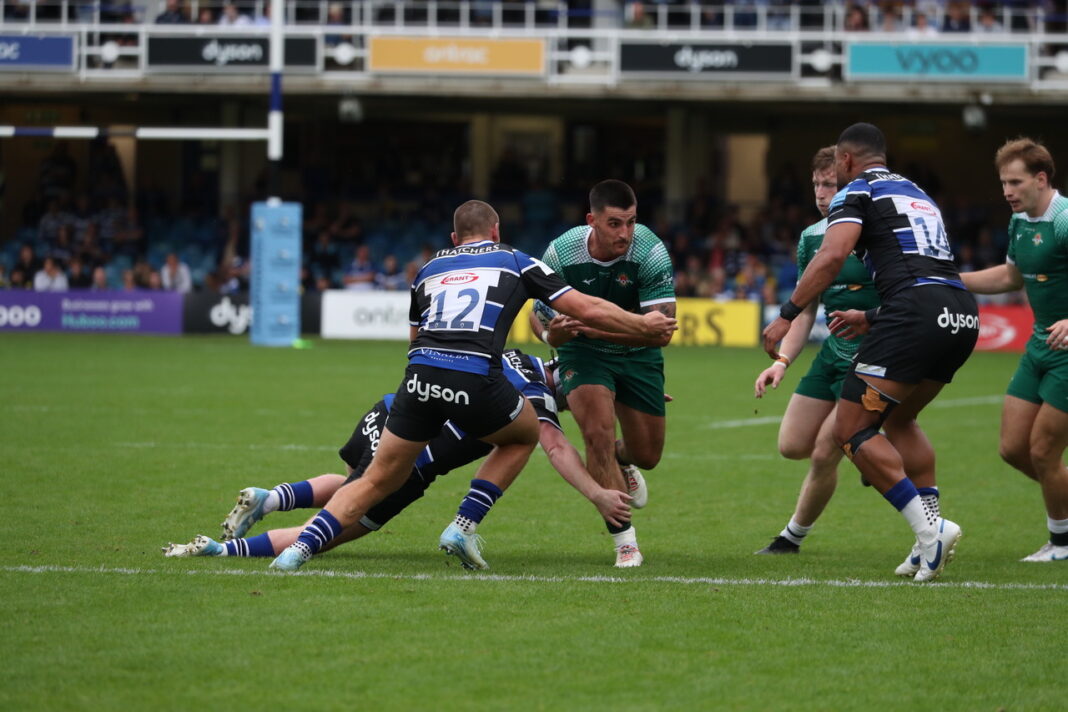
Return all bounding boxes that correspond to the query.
[762,123,976,582]
[270,200,676,571]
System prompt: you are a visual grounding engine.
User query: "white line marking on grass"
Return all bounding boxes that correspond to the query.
[113,441,338,452]
[706,395,1003,430]
[4,564,1066,592]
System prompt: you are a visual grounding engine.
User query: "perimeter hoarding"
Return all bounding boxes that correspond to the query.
[0,291,183,334]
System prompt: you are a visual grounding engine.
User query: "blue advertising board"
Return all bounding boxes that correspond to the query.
[250,201,302,347]
[846,42,1028,82]
[0,35,75,71]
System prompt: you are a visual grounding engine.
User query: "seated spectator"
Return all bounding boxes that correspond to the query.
[155,0,189,24]
[14,244,41,282]
[975,5,1004,33]
[941,1,970,32]
[374,255,408,290]
[196,7,215,23]
[70,194,97,246]
[9,267,30,290]
[34,257,69,292]
[38,199,71,246]
[161,252,193,293]
[308,231,340,278]
[343,245,376,290]
[67,255,93,288]
[907,11,939,37]
[147,270,164,290]
[325,3,352,47]
[624,1,654,29]
[843,3,868,31]
[90,266,110,291]
[0,263,8,289]
[877,7,903,32]
[218,2,251,25]
[252,1,271,25]
[50,225,75,266]
[122,268,137,291]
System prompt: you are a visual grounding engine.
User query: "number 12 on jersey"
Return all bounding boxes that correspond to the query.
[423,269,500,332]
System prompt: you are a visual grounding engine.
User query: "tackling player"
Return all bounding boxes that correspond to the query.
[960,138,1068,562]
[163,350,632,563]
[752,146,881,554]
[269,200,675,571]
[538,179,676,567]
[763,123,977,582]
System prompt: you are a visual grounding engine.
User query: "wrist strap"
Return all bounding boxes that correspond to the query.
[774,354,791,369]
[779,300,803,321]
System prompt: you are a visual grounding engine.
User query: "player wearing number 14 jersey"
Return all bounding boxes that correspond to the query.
[762,123,976,582]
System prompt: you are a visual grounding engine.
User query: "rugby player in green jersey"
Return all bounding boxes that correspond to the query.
[962,138,1068,562]
[754,147,889,555]
[538,180,676,567]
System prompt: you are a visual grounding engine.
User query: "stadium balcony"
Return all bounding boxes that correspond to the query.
[1,0,1067,101]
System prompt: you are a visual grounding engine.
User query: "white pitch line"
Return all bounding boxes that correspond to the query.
[3,564,1065,592]
[113,442,337,452]
[707,395,1002,430]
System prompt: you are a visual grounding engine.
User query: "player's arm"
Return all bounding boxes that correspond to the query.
[529,310,575,348]
[550,289,676,342]
[565,301,677,348]
[754,301,816,398]
[537,422,631,527]
[961,263,1024,294]
[762,222,860,357]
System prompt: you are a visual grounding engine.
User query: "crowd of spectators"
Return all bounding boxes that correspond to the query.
[1,134,1018,311]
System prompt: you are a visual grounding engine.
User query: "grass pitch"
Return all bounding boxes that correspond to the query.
[1,333,1064,711]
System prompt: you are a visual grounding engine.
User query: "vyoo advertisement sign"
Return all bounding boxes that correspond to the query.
[0,291,183,334]
[147,36,318,72]
[620,42,793,79]
[321,290,409,340]
[846,42,1028,82]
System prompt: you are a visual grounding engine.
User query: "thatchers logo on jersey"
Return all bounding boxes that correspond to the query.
[616,273,632,287]
[937,307,979,334]
[442,272,479,285]
[406,372,470,404]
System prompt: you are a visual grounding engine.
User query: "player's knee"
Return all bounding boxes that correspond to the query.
[838,424,881,460]
[629,450,661,470]
[999,442,1031,472]
[1028,437,1064,471]
[778,436,813,461]
[810,438,842,468]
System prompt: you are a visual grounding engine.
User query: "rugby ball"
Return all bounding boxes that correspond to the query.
[532,300,558,329]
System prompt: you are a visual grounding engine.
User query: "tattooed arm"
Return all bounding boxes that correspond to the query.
[557,302,676,348]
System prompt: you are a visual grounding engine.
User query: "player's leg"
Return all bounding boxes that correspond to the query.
[757,396,836,554]
[569,383,626,491]
[164,520,374,558]
[437,392,538,572]
[1000,395,1041,481]
[221,474,347,540]
[1022,402,1068,561]
[612,348,665,510]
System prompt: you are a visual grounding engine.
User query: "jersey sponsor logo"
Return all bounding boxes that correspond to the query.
[581,277,596,285]
[361,409,383,453]
[847,284,864,291]
[406,372,471,405]
[936,307,979,334]
[1033,233,1044,246]
[616,273,632,287]
[562,368,577,383]
[910,200,937,216]
[1037,274,1049,282]
[441,272,479,285]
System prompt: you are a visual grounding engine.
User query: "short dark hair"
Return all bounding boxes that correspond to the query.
[589,180,636,213]
[995,138,1055,182]
[837,122,886,159]
[453,200,499,239]
[811,146,836,173]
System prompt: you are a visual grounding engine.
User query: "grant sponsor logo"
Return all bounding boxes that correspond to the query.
[442,272,479,285]
[937,307,979,334]
[910,201,937,216]
[406,372,470,404]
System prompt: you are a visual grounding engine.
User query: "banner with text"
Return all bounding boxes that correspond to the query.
[0,290,183,334]
[976,304,1031,352]
[368,37,545,76]
[147,36,318,72]
[321,290,410,340]
[620,42,793,78]
[0,35,75,72]
[846,42,1028,82]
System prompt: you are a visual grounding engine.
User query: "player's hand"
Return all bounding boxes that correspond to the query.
[592,488,632,528]
[1045,319,1068,350]
[754,365,785,398]
[642,310,678,339]
[762,316,791,358]
[547,314,579,344]
[664,393,674,403]
[827,309,870,340]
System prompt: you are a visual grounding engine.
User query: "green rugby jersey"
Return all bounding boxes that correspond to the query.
[797,217,880,360]
[542,223,675,355]
[1006,191,1068,339]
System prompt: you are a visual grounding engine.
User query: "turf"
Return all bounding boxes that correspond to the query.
[1,333,1063,711]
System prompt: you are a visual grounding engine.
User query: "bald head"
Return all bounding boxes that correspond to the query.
[452,200,500,243]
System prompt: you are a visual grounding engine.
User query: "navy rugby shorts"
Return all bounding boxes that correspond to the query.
[386,364,526,441]
[852,286,978,384]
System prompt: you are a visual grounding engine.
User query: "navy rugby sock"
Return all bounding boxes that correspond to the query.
[294,510,344,555]
[224,533,276,557]
[270,481,315,511]
[454,479,503,533]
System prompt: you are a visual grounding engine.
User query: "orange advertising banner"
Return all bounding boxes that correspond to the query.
[368,37,545,76]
